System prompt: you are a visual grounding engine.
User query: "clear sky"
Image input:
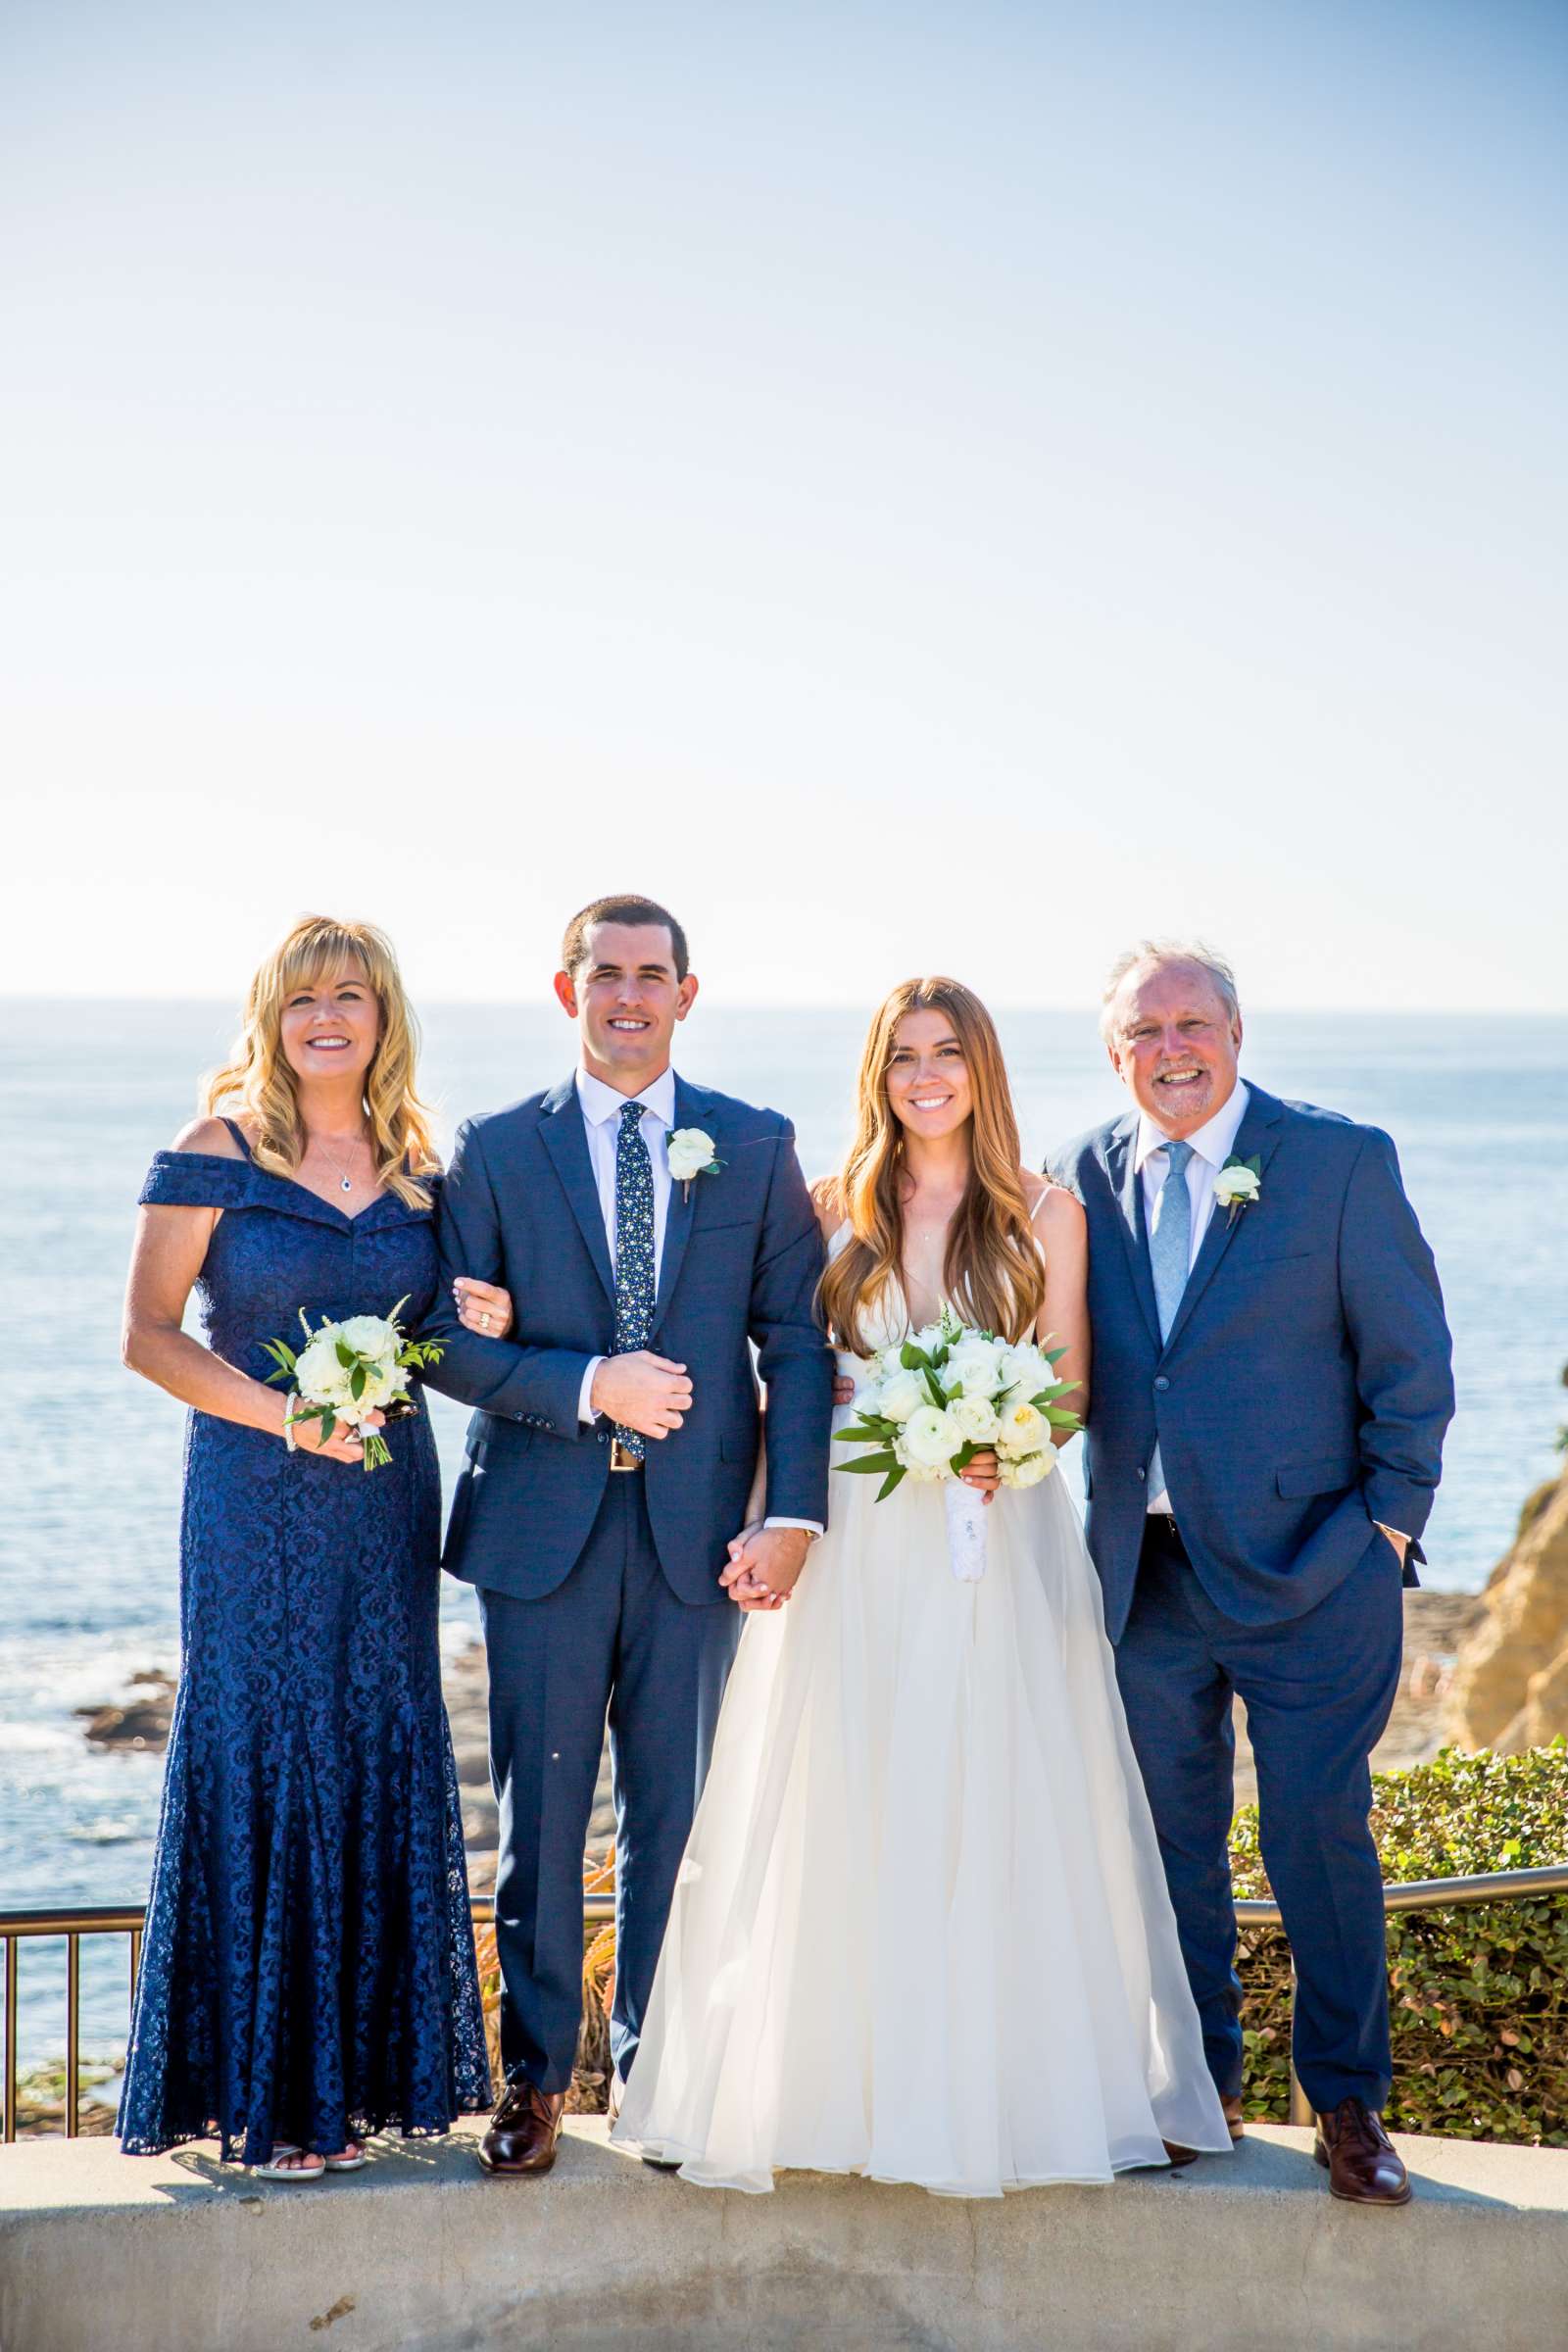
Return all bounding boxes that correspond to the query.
[2,2,1563,1011]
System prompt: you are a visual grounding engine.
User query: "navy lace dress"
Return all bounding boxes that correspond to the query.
[117,1130,490,2163]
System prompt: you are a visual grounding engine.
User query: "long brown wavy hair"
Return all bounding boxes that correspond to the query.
[816,977,1045,1353]
[202,915,441,1210]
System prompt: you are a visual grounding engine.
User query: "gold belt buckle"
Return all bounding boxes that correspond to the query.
[609,1438,643,1473]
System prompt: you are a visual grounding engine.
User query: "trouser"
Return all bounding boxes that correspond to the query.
[478,1473,740,2092]
[1114,1512,1403,2114]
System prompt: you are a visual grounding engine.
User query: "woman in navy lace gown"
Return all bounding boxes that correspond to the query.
[118,917,504,2176]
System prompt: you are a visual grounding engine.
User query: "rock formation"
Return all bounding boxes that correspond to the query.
[1445,1464,1568,1752]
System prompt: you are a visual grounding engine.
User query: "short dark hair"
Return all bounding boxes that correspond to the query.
[561,895,690,982]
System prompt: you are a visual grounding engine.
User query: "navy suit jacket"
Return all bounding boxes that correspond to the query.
[422,1072,834,1606]
[1049,1085,1454,1642]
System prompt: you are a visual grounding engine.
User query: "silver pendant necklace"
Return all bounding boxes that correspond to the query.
[311,1129,368,1195]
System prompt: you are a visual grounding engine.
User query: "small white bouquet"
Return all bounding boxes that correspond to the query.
[262,1297,444,1471]
[834,1305,1082,1581]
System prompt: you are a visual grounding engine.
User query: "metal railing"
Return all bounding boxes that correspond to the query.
[1234,1864,1568,2125]
[3,1869,1564,2141]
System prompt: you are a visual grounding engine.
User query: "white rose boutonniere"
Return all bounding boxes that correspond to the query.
[1213,1153,1262,1223]
[667,1126,723,1201]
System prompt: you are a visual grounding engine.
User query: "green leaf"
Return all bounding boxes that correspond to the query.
[836,1451,899,1475]
[319,1411,336,1443]
[900,1342,926,1370]
[351,1365,367,1401]
[875,1462,907,1501]
[335,1339,356,1369]
[924,1369,948,1410]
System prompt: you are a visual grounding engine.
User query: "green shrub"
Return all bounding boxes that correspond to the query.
[1229,1741,1568,2144]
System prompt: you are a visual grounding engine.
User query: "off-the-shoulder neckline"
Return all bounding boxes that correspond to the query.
[148,1148,434,1230]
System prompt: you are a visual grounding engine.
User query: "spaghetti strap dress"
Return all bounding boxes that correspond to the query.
[116,1125,490,2163]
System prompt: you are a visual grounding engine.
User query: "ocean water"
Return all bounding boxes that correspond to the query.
[2,998,1566,2061]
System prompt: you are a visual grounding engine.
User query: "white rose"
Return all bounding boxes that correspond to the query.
[913,1321,950,1357]
[998,1343,1049,1396]
[875,1368,927,1424]
[293,1332,356,1408]
[995,1397,1049,1458]
[667,1127,717,1182]
[1213,1164,1261,1208]
[892,1438,944,1483]
[336,1313,399,1358]
[898,1403,963,1471]
[1002,1448,1054,1489]
[950,1392,1000,1444]
[354,1358,399,1412]
[947,1337,1004,1396]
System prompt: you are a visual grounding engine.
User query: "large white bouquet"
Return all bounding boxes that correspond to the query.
[263,1297,444,1471]
[834,1305,1082,1581]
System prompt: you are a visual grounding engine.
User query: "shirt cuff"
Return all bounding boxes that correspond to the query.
[578,1357,605,1426]
[1374,1520,1411,1545]
[763,1516,822,1539]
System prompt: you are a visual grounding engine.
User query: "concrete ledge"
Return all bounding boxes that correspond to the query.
[4,2118,1568,2351]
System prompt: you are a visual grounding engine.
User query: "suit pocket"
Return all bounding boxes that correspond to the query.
[1276,1453,1359,1498]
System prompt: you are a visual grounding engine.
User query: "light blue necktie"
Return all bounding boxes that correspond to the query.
[611,1101,657,1460]
[1149,1138,1195,1343]
[1146,1138,1194,1505]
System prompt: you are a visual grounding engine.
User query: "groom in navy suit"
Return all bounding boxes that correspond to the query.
[424,895,832,2177]
[1052,941,1452,2206]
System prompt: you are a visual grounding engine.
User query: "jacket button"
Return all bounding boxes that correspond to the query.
[1154,1376,1170,1393]
[1136,1467,1147,1482]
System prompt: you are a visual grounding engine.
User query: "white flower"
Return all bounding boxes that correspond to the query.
[995,1396,1049,1458]
[998,1342,1050,1396]
[913,1320,950,1357]
[877,1343,909,1381]
[898,1403,963,1472]
[294,1331,356,1408]
[1002,1448,1054,1488]
[875,1368,927,1424]
[336,1313,401,1361]
[891,1439,945,1483]
[1213,1162,1261,1209]
[950,1391,1000,1444]
[946,1336,1004,1397]
[667,1127,718,1182]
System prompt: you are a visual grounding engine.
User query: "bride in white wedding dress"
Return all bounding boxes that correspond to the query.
[612,977,1232,2196]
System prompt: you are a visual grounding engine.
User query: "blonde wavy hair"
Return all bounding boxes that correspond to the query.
[817,977,1045,1354]
[203,916,441,1210]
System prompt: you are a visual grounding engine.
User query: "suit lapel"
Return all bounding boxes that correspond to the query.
[1163,1084,1286,1350]
[539,1076,616,1305]
[649,1074,710,1340]
[1107,1114,1161,1347]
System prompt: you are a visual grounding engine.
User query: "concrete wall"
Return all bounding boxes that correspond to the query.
[4,2119,1568,2351]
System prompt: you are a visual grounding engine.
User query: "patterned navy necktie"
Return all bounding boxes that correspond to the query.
[612,1100,657,1459]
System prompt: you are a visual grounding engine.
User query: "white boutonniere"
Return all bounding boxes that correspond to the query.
[668,1126,723,1201]
[1213,1153,1262,1224]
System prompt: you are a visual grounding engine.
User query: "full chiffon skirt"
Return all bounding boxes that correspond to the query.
[613,1452,1232,2196]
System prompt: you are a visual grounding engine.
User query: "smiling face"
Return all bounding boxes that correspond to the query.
[278,960,381,1091]
[885,1006,975,1142]
[1105,958,1242,1139]
[555,920,698,1093]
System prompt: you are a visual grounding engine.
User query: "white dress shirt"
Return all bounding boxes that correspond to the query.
[1137,1081,1250,1515]
[573,1065,818,1537]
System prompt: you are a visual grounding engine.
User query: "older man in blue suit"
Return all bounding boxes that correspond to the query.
[1051,941,1452,2206]
[424,894,832,2178]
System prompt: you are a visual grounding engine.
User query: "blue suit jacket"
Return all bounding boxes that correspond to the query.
[1049,1085,1454,1641]
[422,1073,834,1606]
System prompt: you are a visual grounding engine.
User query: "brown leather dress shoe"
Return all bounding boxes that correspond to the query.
[1221,2095,1245,2141]
[478,2081,566,2177]
[1313,2099,1411,2205]
[1161,2140,1200,2167]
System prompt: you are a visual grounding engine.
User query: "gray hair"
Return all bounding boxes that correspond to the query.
[1099,939,1241,1043]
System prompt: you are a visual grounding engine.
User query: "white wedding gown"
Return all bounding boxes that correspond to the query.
[612,1231,1233,2196]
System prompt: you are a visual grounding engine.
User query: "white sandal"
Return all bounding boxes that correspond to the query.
[321,2145,368,2173]
[252,2143,326,2182]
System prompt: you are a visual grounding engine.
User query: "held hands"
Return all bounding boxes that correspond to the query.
[590,1352,693,1440]
[453,1277,515,1338]
[720,1524,811,1612]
